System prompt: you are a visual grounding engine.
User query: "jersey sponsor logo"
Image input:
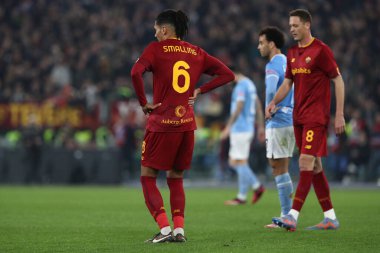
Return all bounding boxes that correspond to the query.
[305,56,311,64]
[291,67,311,75]
[163,45,197,55]
[175,105,186,118]
[161,117,194,125]
[305,144,312,150]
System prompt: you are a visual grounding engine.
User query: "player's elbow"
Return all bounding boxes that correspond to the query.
[130,64,144,79]
[226,69,235,83]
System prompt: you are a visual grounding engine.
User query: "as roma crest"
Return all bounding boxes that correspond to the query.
[175,105,186,118]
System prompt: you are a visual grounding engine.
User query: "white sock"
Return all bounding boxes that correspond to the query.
[237,193,247,201]
[252,182,261,190]
[289,209,299,220]
[160,226,171,235]
[324,209,337,220]
[173,227,184,236]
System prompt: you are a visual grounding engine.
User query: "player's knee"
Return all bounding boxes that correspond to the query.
[167,169,184,178]
[272,167,288,176]
[298,155,315,171]
[269,158,288,176]
[141,166,158,177]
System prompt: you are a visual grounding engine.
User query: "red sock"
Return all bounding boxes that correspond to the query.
[292,170,313,212]
[313,170,333,212]
[140,176,169,229]
[167,178,185,229]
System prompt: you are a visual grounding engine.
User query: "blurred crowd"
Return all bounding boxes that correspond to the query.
[0,0,379,184]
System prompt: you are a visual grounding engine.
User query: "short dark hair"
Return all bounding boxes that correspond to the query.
[259,26,285,49]
[156,9,189,40]
[289,9,312,24]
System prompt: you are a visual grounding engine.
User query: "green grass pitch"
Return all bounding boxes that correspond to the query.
[0,186,379,253]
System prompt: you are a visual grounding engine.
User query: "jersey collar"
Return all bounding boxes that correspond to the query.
[299,37,315,48]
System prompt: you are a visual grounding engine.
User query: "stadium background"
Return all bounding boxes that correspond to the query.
[0,0,379,186]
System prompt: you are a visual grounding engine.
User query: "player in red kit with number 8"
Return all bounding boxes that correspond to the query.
[266,9,345,231]
[131,9,234,242]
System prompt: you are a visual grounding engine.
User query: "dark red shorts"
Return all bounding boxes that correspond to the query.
[141,130,194,170]
[294,125,327,157]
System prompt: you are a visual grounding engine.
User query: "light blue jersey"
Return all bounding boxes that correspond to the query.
[265,54,293,129]
[231,77,257,133]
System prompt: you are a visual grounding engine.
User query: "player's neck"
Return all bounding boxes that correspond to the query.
[269,49,281,61]
[166,36,180,40]
[298,35,314,47]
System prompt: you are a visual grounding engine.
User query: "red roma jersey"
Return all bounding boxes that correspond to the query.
[285,38,340,126]
[132,39,233,132]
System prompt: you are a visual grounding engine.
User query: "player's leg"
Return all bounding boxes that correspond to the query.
[273,125,315,231]
[140,131,180,243]
[167,169,186,242]
[141,166,172,243]
[167,131,194,242]
[265,127,294,228]
[269,158,293,215]
[306,157,339,230]
[265,158,292,228]
[225,133,263,205]
[224,157,250,206]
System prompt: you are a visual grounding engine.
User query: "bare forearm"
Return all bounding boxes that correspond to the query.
[255,97,264,127]
[272,78,292,105]
[333,75,345,117]
[226,101,243,127]
[227,108,242,127]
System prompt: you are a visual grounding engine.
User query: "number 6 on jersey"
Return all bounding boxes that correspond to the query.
[172,61,190,93]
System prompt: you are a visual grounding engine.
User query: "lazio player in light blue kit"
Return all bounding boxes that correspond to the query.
[258,27,295,227]
[221,68,265,205]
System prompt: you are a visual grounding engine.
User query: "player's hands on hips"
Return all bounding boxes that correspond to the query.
[142,102,161,115]
[335,114,345,135]
[265,101,276,120]
[189,88,201,106]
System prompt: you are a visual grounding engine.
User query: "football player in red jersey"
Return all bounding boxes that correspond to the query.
[131,9,234,242]
[265,9,345,231]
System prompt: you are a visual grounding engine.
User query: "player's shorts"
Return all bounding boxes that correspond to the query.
[294,124,327,157]
[265,126,295,159]
[141,130,194,170]
[229,132,254,160]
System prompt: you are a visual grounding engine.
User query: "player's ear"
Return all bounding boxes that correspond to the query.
[161,25,167,35]
[305,21,311,30]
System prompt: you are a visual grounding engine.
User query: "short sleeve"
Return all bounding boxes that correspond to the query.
[235,84,246,102]
[318,45,339,79]
[285,53,293,80]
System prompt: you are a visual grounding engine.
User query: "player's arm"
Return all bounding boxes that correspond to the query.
[265,72,280,104]
[265,78,293,119]
[130,61,161,114]
[220,100,244,140]
[190,54,234,102]
[332,75,345,135]
[319,45,345,135]
[255,96,265,143]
